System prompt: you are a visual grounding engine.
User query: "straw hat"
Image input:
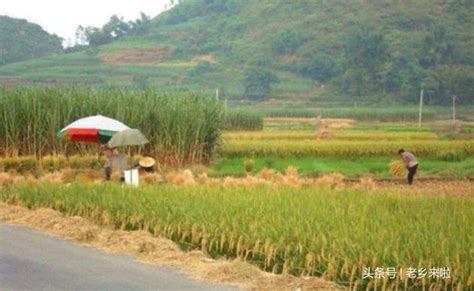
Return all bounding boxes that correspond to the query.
[139,157,156,168]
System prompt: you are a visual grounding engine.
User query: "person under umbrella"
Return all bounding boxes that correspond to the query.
[58,115,131,181]
[103,146,128,182]
[107,129,150,183]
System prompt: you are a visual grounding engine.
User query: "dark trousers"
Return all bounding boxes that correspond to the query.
[407,164,418,185]
[105,167,112,181]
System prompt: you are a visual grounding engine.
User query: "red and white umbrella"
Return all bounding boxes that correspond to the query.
[57,115,130,143]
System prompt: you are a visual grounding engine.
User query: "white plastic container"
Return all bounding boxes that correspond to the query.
[124,169,139,186]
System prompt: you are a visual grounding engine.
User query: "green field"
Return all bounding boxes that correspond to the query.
[211,157,474,178]
[216,121,474,179]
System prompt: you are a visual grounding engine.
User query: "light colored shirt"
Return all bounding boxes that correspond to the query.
[402,152,418,168]
[106,154,128,177]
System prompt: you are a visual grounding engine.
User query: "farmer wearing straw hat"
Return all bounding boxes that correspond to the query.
[398,149,418,185]
[138,157,156,173]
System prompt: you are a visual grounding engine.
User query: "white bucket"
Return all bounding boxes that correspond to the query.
[124,169,139,187]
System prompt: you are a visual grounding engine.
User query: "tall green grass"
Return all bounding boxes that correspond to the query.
[224,110,263,131]
[0,87,223,165]
[1,183,472,289]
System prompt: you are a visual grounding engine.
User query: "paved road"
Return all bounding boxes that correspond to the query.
[0,224,236,290]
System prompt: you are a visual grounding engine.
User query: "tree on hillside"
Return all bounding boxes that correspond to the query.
[129,13,151,35]
[75,13,151,47]
[275,29,301,55]
[300,54,339,83]
[244,67,279,100]
[342,22,388,96]
[76,26,112,47]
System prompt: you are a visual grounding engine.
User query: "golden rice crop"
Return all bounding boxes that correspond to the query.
[61,168,78,183]
[313,173,345,188]
[223,140,473,158]
[389,161,407,177]
[75,169,102,183]
[257,168,277,180]
[223,129,439,141]
[0,172,13,187]
[141,173,163,185]
[0,155,139,174]
[223,131,315,140]
[285,165,298,177]
[195,172,220,186]
[315,127,333,139]
[165,169,196,185]
[2,183,471,289]
[353,177,377,190]
[39,172,63,184]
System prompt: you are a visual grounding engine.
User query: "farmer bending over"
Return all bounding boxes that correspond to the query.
[398,149,418,185]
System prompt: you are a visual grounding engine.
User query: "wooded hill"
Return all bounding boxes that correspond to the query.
[0,1,473,104]
[0,16,63,65]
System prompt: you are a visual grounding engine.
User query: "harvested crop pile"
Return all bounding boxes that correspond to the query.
[389,161,407,177]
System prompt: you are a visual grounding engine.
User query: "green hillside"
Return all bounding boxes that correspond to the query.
[0,1,473,104]
[0,16,63,66]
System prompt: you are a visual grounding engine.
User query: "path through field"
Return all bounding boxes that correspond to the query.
[0,224,235,290]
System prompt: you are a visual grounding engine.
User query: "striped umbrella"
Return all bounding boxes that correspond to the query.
[57,115,130,143]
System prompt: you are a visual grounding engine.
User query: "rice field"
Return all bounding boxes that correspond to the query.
[1,87,473,290]
[222,139,473,158]
[1,182,472,289]
[223,130,440,141]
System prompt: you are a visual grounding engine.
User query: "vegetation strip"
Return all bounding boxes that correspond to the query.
[222,140,473,158]
[0,87,223,165]
[1,183,472,289]
[0,202,338,290]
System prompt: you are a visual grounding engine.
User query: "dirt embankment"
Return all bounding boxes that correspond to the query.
[101,47,217,67]
[101,48,175,65]
[0,202,339,290]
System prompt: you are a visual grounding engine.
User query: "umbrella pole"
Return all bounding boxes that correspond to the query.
[97,143,101,163]
[65,142,69,161]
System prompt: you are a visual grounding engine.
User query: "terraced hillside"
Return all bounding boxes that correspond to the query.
[1,0,473,103]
